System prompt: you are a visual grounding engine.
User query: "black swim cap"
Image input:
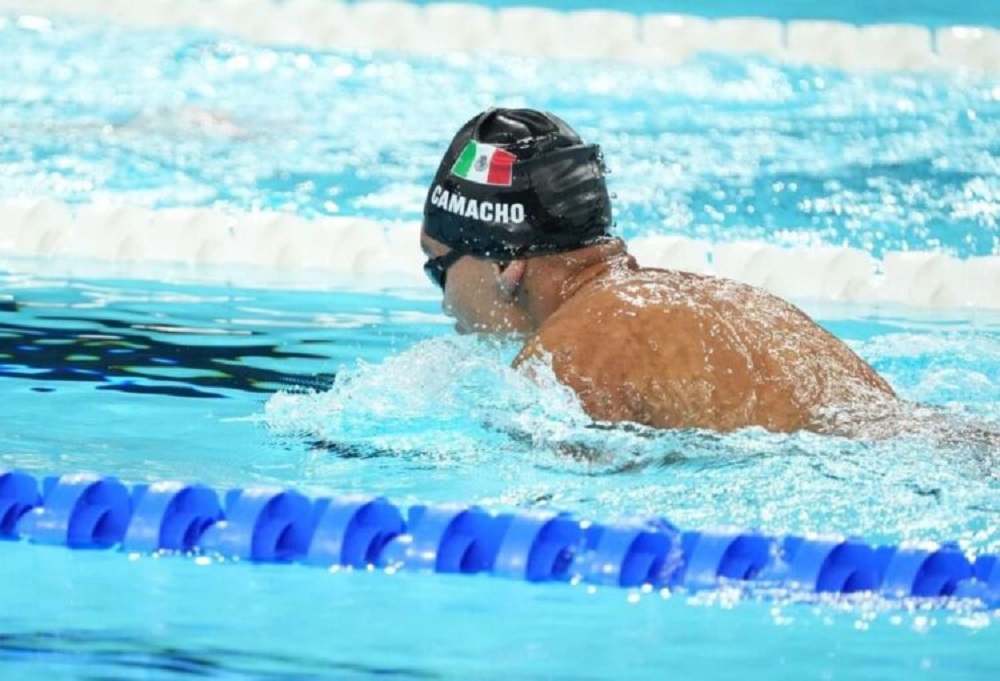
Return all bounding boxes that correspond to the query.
[422,108,613,259]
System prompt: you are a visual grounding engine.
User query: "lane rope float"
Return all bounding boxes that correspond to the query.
[2,469,998,608]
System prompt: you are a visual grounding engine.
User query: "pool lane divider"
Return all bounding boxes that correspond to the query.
[3,198,1000,310]
[1,470,998,608]
[0,1,998,74]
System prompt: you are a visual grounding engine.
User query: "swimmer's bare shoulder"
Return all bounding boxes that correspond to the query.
[514,267,896,433]
[514,268,757,429]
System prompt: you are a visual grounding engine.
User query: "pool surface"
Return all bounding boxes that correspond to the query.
[404,0,1000,28]
[1,2,999,679]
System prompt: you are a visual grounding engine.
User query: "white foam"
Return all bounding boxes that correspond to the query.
[2,199,997,310]
[0,0,997,73]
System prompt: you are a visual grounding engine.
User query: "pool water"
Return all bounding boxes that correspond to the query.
[1,6,999,681]
[3,268,999,540]
[5,542,996,680]
[2,14,999,259]
[1,267,999,680]
[404,0,1000,29]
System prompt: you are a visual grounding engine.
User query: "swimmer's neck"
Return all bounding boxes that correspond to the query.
[521,239,637,328]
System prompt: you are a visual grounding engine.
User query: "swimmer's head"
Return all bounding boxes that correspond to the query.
[422,108,613,260]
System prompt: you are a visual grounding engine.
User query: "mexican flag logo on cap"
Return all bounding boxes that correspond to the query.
[451,141,516,187]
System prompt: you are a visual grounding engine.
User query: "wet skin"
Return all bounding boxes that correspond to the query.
[421,234,896,435]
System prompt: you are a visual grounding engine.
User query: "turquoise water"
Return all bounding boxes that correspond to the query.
[2,268,999,679]
[5,543,996,680]
[2,267,999,679]
[1,6,1000,681]
[3,269,999,541]
[408,0,1000,29]
[2,16,999,259]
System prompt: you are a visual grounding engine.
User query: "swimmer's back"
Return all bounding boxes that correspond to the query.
[515,268,895,433]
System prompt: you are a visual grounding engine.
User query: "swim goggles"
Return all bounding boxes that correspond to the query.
[423,249,466,290]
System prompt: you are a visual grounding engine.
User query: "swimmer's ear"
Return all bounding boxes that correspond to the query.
[495,259,527,299]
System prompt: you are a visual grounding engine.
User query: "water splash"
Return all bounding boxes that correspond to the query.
[264,335,593,463]
[263,332,1000,553]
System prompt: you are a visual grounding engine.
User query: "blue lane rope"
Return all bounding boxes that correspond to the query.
[1,470,997,608]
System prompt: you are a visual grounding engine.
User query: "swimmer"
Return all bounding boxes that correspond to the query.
[419,107,898,436]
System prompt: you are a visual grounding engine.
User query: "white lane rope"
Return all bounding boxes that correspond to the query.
[0,0,997,73]
[2,198,997,308]
[1,3,996,306]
